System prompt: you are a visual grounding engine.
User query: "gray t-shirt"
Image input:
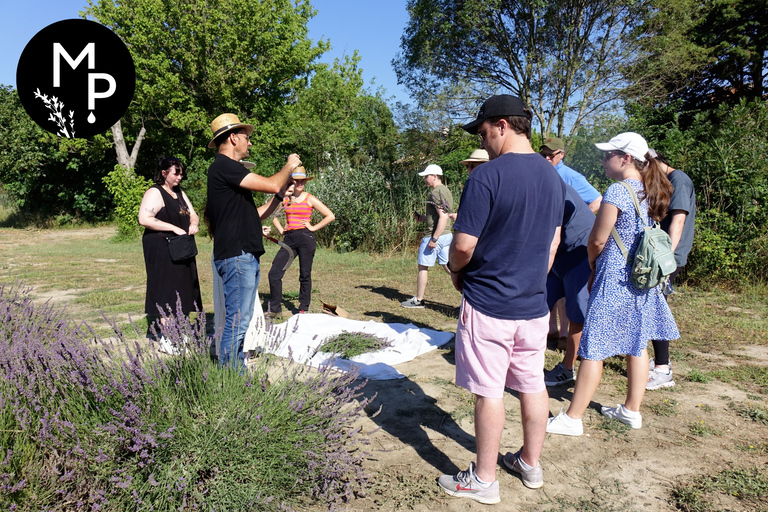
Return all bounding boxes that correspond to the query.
[660,169,696,267]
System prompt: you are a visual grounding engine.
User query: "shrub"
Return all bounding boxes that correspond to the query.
[0,283,371,511]
[103,165,153,240]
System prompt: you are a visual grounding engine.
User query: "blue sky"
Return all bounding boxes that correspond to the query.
[0,0,413,105]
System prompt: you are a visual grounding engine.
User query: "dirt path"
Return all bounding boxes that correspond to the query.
[345,337,767,511]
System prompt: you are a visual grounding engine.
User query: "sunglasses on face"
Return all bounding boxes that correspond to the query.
[602,150,625,162]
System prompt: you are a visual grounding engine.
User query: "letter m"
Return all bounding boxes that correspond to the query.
[53,42,95,87]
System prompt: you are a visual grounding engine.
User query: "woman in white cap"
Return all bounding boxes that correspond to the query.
[546,132,679,435]
[268,168,335,315]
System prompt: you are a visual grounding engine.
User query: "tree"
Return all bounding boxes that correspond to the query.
[395,0,650,138]
[282,53,398,170]
[0,85,114,221]
[628,0,767,115]
[85,0,330,170]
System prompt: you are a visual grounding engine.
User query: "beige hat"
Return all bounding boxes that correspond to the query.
[291,167,314,181]
[207,113,255,149]
[461,149,489,166]
[240,160,256,169]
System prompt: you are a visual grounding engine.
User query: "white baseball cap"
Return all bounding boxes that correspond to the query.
[594,132,649,162]
[418,164,443,176]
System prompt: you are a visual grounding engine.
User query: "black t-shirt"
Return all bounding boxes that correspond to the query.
[207,153,265,261]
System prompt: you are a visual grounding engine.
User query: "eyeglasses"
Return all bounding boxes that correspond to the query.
[236,132,250,141]
[602,150,624,162]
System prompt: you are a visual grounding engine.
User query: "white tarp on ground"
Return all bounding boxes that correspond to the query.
[212,256,454,380]
[262,313,455,380]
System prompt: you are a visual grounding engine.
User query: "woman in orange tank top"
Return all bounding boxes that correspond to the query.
[267,168,335,315]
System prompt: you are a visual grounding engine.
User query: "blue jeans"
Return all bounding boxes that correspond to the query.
[214,251,260,368]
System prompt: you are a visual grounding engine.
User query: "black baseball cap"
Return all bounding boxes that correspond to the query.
[462,94,531,134]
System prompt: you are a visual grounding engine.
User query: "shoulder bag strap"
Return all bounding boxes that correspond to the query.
[610,181,644,262]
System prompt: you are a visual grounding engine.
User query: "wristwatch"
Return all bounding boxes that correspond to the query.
[430,237,438,243]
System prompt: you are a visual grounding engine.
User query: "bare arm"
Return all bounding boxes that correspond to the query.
[257,194,284,220]
[587,202,619,268]
[428,208,449,249]
[272,215,285,235]
[667,210,687,252]
[448,230,478,292]
[180,190,199,235]
[588,196,603,214]
[238,153,301,193]
[304,194,335,232]
[548,226,561,271]
[138,188,186,235]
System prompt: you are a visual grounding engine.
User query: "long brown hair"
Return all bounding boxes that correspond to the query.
[635,155,673,222]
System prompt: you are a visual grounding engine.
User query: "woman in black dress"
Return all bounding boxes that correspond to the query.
[138,157,202,324]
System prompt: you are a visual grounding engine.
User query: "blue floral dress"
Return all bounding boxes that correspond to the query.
[579,179,679,360]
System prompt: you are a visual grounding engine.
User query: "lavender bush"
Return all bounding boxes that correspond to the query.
[0,283,372,511]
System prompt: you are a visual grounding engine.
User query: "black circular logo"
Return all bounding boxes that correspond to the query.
[16,19,135,138]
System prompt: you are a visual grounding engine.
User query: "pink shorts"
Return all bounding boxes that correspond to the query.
[455,298,548,398]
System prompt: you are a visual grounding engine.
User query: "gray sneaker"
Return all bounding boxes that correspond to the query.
[646,367,675,390]
[544,363,575,386]
[502,449,543,489]
[437,462,500,504]
[401,297,425,308]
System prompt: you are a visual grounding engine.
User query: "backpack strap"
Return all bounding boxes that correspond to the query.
[610,180,645,262]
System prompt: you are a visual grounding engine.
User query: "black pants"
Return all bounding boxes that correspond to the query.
[268,228,316,312]
[651,265,684,365]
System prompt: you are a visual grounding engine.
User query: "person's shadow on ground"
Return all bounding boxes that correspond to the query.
[357,372,476,476]
[357,284,459,320]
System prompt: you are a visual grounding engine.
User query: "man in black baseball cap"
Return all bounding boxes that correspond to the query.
[461,94,532,135]
[438,94,564,504]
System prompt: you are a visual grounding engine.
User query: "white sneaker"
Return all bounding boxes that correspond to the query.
[546,410,583,436]
[601,404,642,429]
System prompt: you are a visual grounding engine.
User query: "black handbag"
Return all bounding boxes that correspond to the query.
[166,234,198,263]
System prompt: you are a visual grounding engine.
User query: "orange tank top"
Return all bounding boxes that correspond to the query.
[284,195,314,230]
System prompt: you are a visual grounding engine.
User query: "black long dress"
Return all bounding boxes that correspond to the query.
[142,185,202,316]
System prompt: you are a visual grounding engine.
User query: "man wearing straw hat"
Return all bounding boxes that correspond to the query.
[206,113,301,368]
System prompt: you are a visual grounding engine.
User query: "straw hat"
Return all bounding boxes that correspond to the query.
[291,167,313,181]
[207,113,254,149]
[460,149,489,166]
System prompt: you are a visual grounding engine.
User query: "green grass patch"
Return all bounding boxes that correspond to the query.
[596,417,631,439]
[689,420,722,437]
[649,397,678,416]
[318,330,392,359]
[672,466,768,512]
[729,401,768,425]
[687,368,712,383]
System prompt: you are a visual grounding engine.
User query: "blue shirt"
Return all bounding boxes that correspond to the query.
[454,152,565,320]
[552,184,595,276]
[555,162,601,205]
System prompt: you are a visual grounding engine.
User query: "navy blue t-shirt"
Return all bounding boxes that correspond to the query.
[552,183,595,275]
[454,152,565,320]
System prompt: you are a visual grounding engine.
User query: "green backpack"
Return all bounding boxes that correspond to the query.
[610,181,677,290]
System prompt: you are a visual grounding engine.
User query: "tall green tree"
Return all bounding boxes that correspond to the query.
[626,0,767,116]
[282,53,398,171]
[85,0,330,170]
[394,0,650,138]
